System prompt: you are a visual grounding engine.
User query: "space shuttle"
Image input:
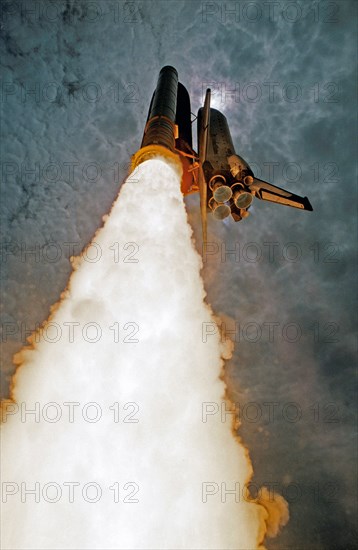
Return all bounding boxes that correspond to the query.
[131,66,312,242]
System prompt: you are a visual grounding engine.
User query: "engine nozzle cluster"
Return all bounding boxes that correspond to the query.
[208,173,254,222]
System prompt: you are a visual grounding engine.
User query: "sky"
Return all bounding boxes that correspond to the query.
[1,0,357,548]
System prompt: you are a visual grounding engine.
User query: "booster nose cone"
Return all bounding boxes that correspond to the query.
[234,190,254,209]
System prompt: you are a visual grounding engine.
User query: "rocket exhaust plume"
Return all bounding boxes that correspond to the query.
[1,157,288,548]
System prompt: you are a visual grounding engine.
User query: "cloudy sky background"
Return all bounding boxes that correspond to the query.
[1,1,357,548]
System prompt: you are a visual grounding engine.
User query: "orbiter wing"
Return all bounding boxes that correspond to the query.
[249,178,313,211]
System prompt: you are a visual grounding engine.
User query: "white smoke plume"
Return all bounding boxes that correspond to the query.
[1,157,288,549]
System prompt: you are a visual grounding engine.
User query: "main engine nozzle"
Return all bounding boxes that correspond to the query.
[209,175,233,203]
[231,183,254,209]
[209,197,231,220]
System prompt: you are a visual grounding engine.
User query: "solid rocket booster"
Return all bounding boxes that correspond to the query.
[141,65,178,151]
[131,66,183,174]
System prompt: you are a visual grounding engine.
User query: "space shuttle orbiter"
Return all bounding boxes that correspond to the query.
[131,66,312,242]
